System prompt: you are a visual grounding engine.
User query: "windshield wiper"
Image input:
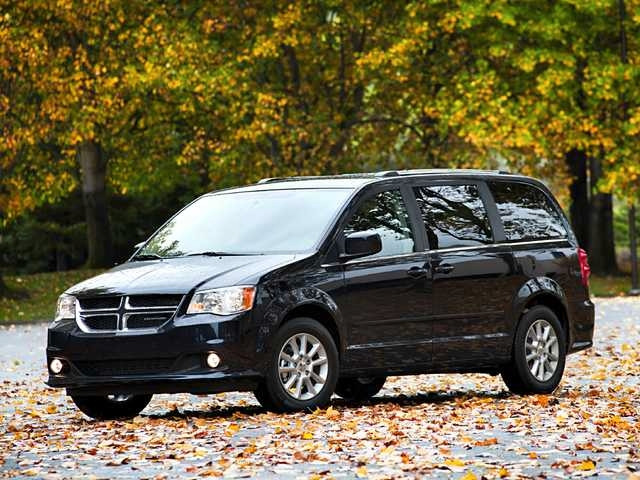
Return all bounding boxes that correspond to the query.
[132,253,164,261]
[183,251,247,257]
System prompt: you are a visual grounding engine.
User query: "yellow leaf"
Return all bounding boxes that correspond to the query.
[445,458,466,468]
[302,431,313,440]
[577,460,595,471]
[460,472,477,480]
[380,445,395,456]
[356,466,368,478]
[325,406,340,419]
[225,423,240,436]
[45,405,58,414]
[498,467,509,477]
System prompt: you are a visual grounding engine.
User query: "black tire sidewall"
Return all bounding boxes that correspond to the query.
[71,394,152,420]
[512,306,566,394]
[335,376,386,401]
[263,317,339,412]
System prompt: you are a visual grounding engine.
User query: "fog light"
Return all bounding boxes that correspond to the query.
[50,358,64,374]
[206,352,221,369]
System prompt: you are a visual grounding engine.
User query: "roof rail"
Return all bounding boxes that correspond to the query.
[257,172,382,184]
[256,168,511,185]
[374,171,399,178]
[257,177,284,184]
[396,168,510,175]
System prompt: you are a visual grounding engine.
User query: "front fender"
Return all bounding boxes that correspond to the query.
[255,285,344,354]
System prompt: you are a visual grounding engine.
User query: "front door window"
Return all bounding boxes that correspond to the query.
[344,190,415,258]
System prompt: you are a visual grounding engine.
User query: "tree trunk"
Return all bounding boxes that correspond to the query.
[628,204,639,292]
[588,157,618,275]
[0,273,7,297]
[77,141,113,268]
[566,149,589,249]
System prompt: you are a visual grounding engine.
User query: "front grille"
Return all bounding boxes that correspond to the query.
[127,295,182,308]
[77,294,183,333]
[75,358,175,376]
[79,297,120,310]
[83,314,118,331]
[125,312,173,329]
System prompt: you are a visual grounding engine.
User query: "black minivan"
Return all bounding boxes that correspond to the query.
[47,170,594,419]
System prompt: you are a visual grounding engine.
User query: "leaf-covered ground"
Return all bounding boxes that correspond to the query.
[1,298,638,479]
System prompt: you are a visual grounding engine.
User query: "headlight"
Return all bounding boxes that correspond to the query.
[54,295,76,323]
[187,286,256,315]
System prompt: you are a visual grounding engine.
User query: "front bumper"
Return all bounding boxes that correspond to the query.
[46,312,264,396]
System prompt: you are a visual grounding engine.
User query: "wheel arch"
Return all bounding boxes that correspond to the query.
[511,277,571,351]
[279,302,343,357]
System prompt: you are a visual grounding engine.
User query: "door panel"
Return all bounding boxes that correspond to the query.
[430,247,514,365]
[412,182,514,366]
[331,187,433,372]
[339,254,432,370]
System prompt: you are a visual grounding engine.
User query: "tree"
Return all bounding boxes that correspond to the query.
[362,1,639,273]
[0,1,223,267]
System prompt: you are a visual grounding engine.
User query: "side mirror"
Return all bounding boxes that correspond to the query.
[134,241,145,251]
[342,231,382,260]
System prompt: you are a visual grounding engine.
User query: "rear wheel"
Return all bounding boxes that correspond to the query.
[335,376,386,401]
[254,317,338,412]
[501,305,566,394]
[71,394,152,420]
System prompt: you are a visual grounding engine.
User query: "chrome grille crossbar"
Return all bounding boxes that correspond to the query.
[76,295,182,333]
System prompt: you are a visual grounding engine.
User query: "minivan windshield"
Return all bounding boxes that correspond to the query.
[136,188,353,258]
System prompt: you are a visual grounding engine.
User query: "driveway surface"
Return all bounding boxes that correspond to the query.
[1,297,639,479]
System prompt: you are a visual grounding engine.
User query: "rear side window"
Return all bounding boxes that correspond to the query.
[413,184,493,249]
[488,181,567,241]
[344,189,415,257]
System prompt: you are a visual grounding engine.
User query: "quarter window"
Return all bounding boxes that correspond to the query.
[488,182,567,241]
[344,190,415,257]
[413,184,493,249]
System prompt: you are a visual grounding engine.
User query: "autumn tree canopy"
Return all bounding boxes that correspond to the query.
[1,0,639,270]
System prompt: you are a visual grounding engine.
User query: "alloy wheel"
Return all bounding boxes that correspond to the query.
[525,319,560,382]
[278,333,329,400]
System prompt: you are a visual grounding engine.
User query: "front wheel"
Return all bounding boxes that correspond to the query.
[501,305,566,395]
[254,317,339,412]
[71,394,152,420]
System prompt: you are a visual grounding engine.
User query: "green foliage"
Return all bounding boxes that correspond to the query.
[589,274,632,297]
[0,269,103,323]
[0,186,193,274]
[1,0,640,273]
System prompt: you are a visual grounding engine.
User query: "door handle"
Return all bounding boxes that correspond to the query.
[433,263,455,274]
[407,267,428,279]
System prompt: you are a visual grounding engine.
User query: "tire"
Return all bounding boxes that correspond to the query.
[71,394,152,420]
[255,317,339,412]
[501,305,566,395]
[335,376,386,401]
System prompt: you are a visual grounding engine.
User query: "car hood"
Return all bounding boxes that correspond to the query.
[65,254,305,298]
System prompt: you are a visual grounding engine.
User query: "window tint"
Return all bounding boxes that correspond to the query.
[413,184,493,249]
[344,190,415,257]
[488,181,567,241]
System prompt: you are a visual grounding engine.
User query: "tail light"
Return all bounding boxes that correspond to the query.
[577,248,591,287]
